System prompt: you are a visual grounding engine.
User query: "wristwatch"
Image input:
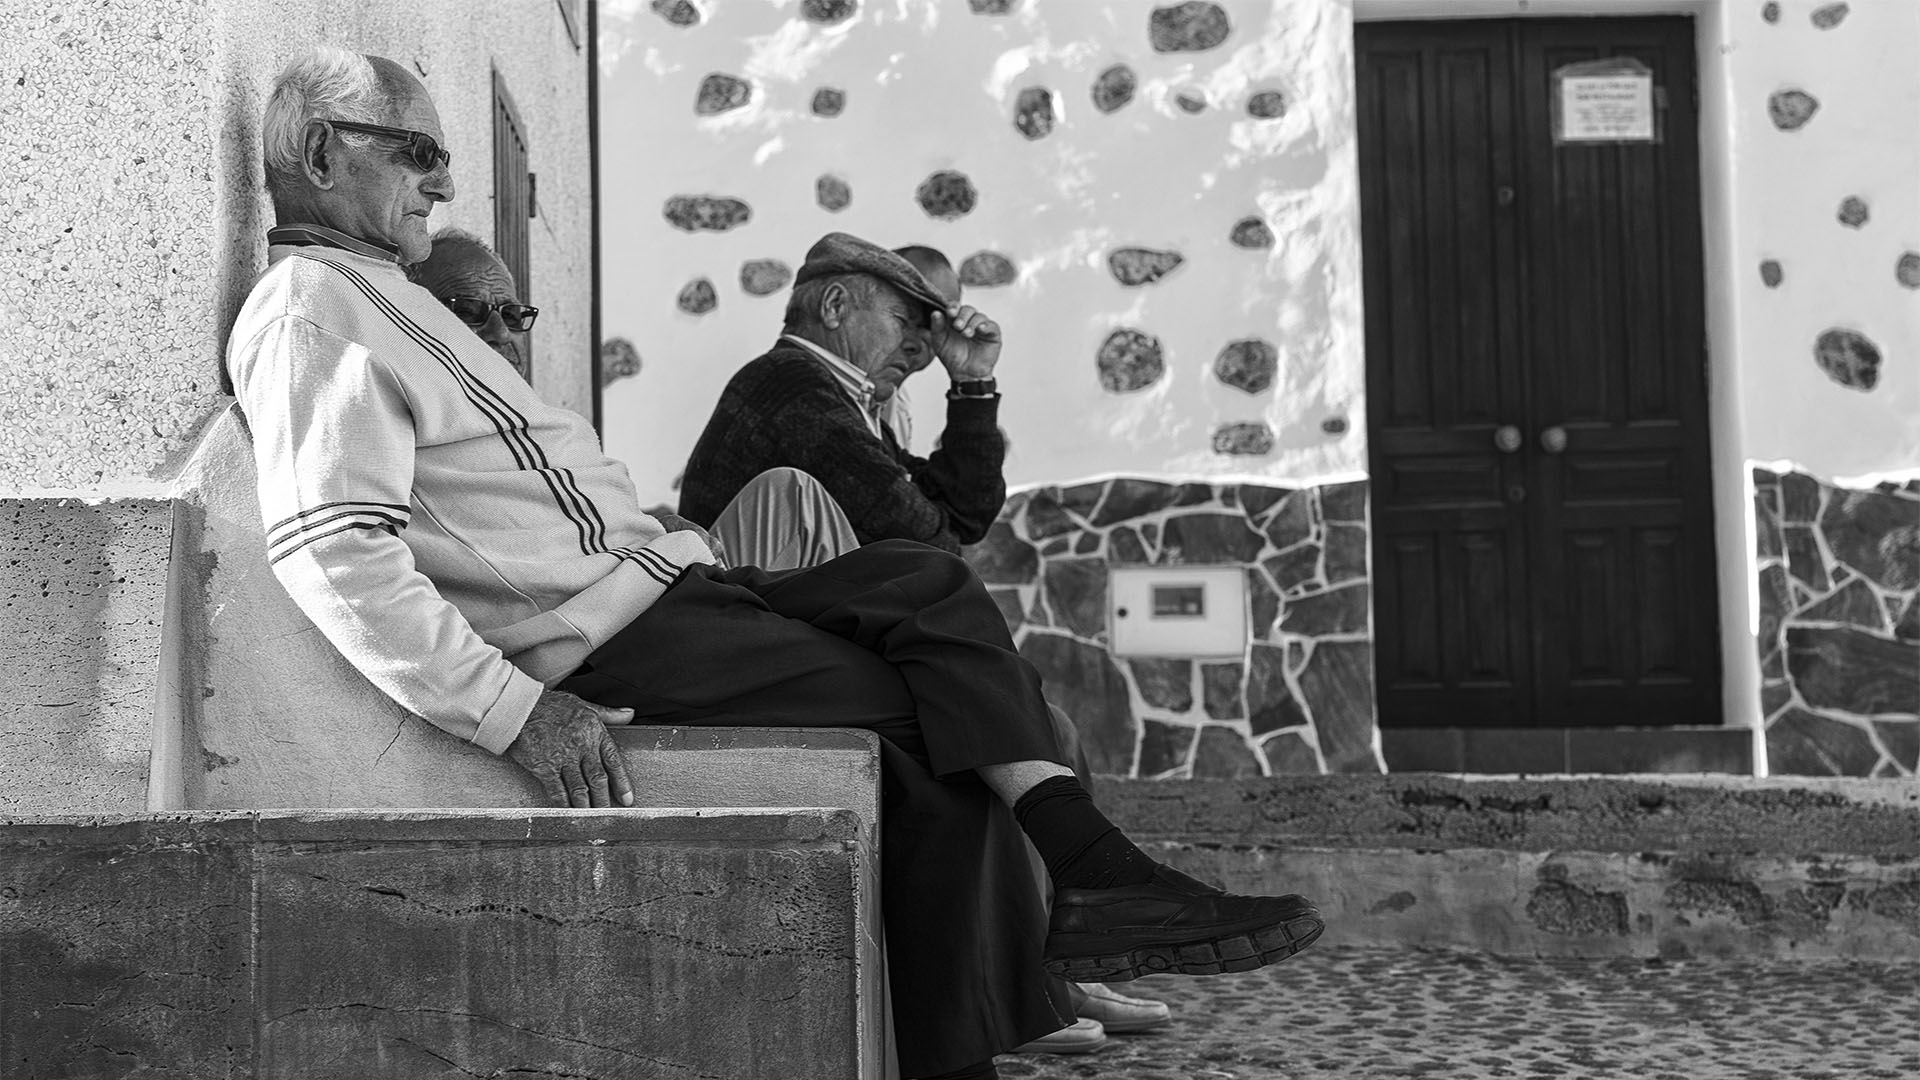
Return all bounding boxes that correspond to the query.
[948,378,998,399]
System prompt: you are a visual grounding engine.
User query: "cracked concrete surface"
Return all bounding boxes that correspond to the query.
[996,944,1920,1079]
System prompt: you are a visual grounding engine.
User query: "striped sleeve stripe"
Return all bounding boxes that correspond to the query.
[304,256,612,555]
[610,547,679,587]
[626,546,682,583]
[268,503,411,550]
[268,499,411,537]
[268,517,402,564]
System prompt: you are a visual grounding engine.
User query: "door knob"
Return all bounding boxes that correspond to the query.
[1494,424,1523,453]
[1540,426,1568,454]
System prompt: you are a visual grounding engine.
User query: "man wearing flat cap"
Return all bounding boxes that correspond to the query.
[229,50,1321,1080]
[678,232,1008,562]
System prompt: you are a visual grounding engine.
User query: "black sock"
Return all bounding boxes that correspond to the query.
[917,1060,999,1080]
[1012,775,1157,890]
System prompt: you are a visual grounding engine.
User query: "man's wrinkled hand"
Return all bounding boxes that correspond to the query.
[931,305,1002,380]
[507,689,636,808]
[654,511,728,568]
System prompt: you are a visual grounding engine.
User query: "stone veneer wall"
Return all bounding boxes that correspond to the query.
[963,476,1382,779]
[1753,468,1919,777]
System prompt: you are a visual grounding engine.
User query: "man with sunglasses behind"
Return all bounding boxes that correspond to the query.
[408,227,537,381]
[226,45,1323,1080]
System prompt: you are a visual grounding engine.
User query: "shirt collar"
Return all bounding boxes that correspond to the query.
[782,334,883,439]
[266,223,403,264]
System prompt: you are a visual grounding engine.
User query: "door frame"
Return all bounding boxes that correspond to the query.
[1352,0,1759,753]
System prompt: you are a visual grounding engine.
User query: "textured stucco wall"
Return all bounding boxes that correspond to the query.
[599,0,1365,505]
[1729,0,1920,481]
[0,499,172,814]
[0,0,592,496]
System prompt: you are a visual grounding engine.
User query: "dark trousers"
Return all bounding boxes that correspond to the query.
[560,540,1073,1075]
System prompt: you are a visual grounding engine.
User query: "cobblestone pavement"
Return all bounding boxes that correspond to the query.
[995,945,1920,1079]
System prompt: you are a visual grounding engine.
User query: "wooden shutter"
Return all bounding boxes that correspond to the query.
[492,70,533,376]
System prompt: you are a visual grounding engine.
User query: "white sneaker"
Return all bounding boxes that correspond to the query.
[1012,1017,1108,1054]
[1070,981,1174,1033]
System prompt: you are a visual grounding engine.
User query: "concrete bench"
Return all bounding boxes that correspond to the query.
[1,807,883,1078]
[0,405,895,1076]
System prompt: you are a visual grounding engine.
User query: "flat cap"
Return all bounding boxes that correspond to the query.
[793,231,952,313]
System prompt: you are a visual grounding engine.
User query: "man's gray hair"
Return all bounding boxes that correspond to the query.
[261,45,392,195]
[783,273,882,332]
[404,226,500,284]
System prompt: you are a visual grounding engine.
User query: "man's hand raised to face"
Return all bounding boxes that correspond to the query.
[508,689,636,808]
[930,305,1002,381]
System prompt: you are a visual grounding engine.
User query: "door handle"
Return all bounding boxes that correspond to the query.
[1493,424,1523,453]
[1540,426,1568,454]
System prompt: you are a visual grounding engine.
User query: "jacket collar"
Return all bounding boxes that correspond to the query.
[266,223,403,263]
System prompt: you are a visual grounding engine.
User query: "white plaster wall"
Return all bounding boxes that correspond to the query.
[0,0,592,497]
[599,0,1366,506]
[1724,0,1920,482]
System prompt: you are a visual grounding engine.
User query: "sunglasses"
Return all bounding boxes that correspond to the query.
[442,296,539,332]
[324,119,452,173]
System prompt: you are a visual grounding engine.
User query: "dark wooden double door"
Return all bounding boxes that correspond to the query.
[1357,17,1720,728]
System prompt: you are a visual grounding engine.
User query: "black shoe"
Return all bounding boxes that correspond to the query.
[1042,863,1323,982]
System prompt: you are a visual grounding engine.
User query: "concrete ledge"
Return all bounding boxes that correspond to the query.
[1108,775,1920,959]
[2,809,883,1078]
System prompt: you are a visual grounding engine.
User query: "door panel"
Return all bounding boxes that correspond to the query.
[1359,17,1720,728]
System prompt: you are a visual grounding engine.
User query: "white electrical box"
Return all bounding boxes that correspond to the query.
[1109,566,1247,658]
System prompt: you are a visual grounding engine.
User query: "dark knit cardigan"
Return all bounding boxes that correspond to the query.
[678,340,1007,553]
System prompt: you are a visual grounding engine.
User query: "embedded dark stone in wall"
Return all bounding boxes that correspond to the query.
[1202,662,1244,720]
[1325,523,1368,583]
[1160,514,1265,565]
[1282,582,1369,636]
[1108,248,1184,286]
[1231,216,1276,249]
[1876,720,1919,771]
[1787,626,1920,716]
[1814,328,1880,391]
[1060,481,1105,518]
[1097,329,1165,393]
[1783,525,1830,593]
[1238,483,1288,519]
[1131,658,1193,712]
[970,0,1017,11]
[1192,727,1262,779]
[1265,493,1314,550]
[1025,489,1078,540]
[1014,87,1056,140]
[1769,706,1881,776]
[1820,489,1920,590]
[1898,252,1920,289]
[1297,641,1378,773]
[1248,569,1279,639]
[664,195,751,232]
[739,259,792,297]
[1837,196,1869,228]
[816,174,851,212]
[1262,730,1320,774]
[1018,633,1136,775]
[1095,478,1177,526]
[1139,719,1195,775]
[652,0,700,26]
[1760,260,1783,288]
[1527,871,1629,936]
[1214,338,1277,394]
[1761,1,1780,23]
[1246,642,1308,735]
[1247,90,1287,119]
[959,252,1017,287]
[1212,423,1274,456]
[1109,527,1149,564]
[601,337,641,385]
[1768,89,1819,131]
[811,87,846,116]
[1174,91,1209,114]
[801,0,857,25]
[1092,64,1137,113]
[695,73,752,115]
[1323,481,1368,523]
[1150,2,1231,53]
[1779,471,1820,522]
[1811,2,1849,28]
[676,278,717,315]
[1043,557,1108,639]
[1322,416,1349,435]
[965,522,1038,584]
[915,170,978,220]
[1799,578,1886,630]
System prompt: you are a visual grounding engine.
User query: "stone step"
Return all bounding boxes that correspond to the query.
[1105,774,1920,960]
[1,807,885,1078]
